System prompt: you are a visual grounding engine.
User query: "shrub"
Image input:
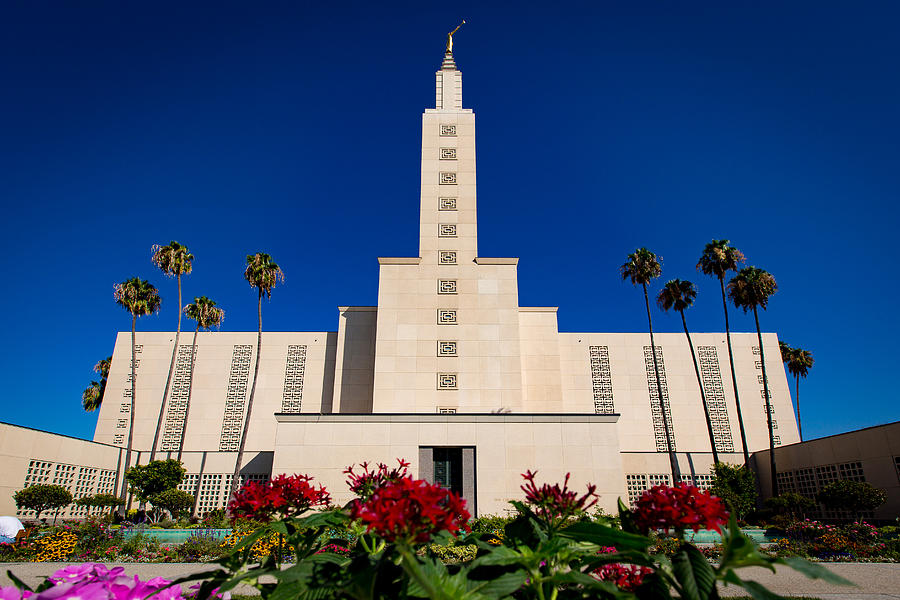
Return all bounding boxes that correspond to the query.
[125,459,186,505]
[151,488,195,520]
[178,531,228,562]
[75,493,122,516]
[13,484,73,522]
[817,480,887,521]
[709,463,757,521]
[765,492,816,520]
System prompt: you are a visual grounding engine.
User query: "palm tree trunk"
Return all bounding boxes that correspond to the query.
[151,275,183,462]
[228,288,264,505]
[720,278,750,465]
[681,310,720,465]
[795,373,802,441]
[118,314,137,517]
[177,325,200,462]
[643,283,679,483]
[754,306,778,497]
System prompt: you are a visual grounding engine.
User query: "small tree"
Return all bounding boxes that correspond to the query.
[764,492,816,521]
[124,459,186,505]
[14,484,73,523]
[150,488,195,520]
[817,480,887,522]
[75,493,122,516]
[709,463,757,521]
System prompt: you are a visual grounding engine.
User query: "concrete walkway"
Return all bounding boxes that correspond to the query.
[2,561,899,598]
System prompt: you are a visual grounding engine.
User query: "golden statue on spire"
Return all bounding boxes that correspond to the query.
[445,20,465,54]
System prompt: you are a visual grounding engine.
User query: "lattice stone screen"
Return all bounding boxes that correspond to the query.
[161,344,196,451]
[643,346,675,452]
[281,345,307,413]
[588,346,615,414]
[697,346,735,452]
[220,345,252,451]
[18,460,115,519]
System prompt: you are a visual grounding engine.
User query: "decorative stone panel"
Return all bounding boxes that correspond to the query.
[437,341,457,357]
[588,346,615,414]
[439,251,457,264]
[281,345,307,413]
[438,224,457,237]
[219,345,252,451]
[439,172,457,185]
[161,344,196,451]
[437,309,457,325]
[440,147,457,160]
[440,124,457,136]
[697,346,735,453]
[438,197,457,211]
[437,373,458,390]
[643,345,675,452]
[438,280,457,294]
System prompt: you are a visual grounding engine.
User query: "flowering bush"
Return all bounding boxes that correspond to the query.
[227,473,330,521]
[592,546,653,591]
[344,459,410,500]
[632,482,730,535]
[350,474,470,543]
[520,470,598,529]
[775,519,888,560]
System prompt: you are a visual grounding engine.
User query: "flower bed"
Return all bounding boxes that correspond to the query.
[2,463,858,600]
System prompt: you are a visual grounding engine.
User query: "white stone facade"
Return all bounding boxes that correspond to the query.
[0,51,801,517]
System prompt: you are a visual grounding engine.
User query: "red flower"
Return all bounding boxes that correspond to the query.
[520,471,598,524]
[229,473,331,521]
[593,546,653,591]
[344,459,410,501]
[350,475,470,543]
[632,483,729,535]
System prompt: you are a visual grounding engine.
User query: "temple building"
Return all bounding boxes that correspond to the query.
[1,47,807,519]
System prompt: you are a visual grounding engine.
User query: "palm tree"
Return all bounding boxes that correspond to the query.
[227,253,284,503]
[657,279,720,466]
[113,277,161,514]
[180,297,225,461]
[149,241,194,462]
[779,342,814,442]
[82,356,111,412]
[727,266,779,496]
[183,297,224,518]
[697,239,750,464]
[621,248,678,483]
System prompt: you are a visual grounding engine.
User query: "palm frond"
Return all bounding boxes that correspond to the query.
[151,241,194,277]
[620,248,661,286]
[697,239,745,279]
[245,252,285,298]
[726,266,777,312]
[184,296,226,330]
[114,277,162,316]
[656,278,696,312]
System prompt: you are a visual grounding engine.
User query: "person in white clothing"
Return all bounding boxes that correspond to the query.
[0,516,25,543]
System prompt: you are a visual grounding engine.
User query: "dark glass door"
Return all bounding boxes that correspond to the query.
[432,447,463,495]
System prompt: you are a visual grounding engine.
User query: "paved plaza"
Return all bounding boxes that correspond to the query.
[2,561,899,598]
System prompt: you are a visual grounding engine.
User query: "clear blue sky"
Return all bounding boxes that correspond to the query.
[2,1,897,442]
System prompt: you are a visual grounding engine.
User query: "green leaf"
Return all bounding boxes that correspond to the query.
[468,570,528,598]
[471,545,523,567]
[635,571,673,600]
[5,570,33,592]
[557,521,650,551]
[731,579,786,600]
[671,544,716,600]
[618,497,641,535]
[776,557,854,586]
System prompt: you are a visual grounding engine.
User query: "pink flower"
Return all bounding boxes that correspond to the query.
[0,587,33,600]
